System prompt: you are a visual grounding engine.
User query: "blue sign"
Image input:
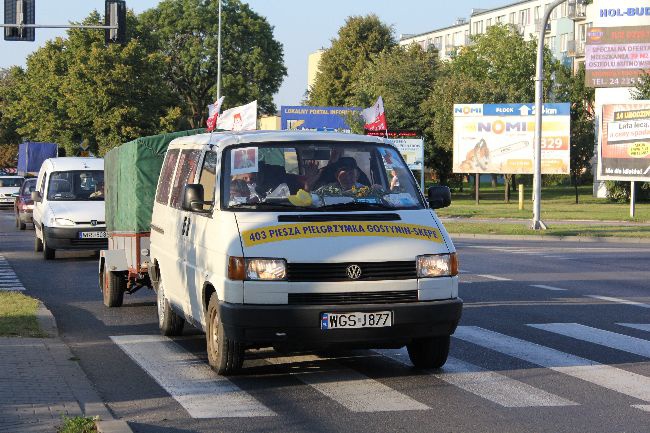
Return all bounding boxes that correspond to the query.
[281,106,361,132]
[481,103,570,117]
[600,7,650,18]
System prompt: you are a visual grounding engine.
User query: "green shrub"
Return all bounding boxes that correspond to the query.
[57,416,97,433]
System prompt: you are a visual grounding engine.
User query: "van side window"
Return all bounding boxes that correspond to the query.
[170,149,202,209]
[198,151,218,206]
[156,149,180,205]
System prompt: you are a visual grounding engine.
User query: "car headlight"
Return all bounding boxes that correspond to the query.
[228,257,287,281]
[54,218,76,226]
[417,253,458,278]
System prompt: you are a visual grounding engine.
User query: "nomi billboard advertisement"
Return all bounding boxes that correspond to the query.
[585,25,650,88]
[453,103,571,175]
[598,102,650,181]
[281,106,361,132]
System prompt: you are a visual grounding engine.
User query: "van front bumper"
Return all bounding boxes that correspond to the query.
[219,298,463,350]
[43,226,108,251]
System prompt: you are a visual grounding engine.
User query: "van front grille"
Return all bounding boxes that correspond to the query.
[288,290,418,305]
[286,261,417,282]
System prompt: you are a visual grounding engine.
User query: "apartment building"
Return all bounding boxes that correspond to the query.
[399,0,592,70]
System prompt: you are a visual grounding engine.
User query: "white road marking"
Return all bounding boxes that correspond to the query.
[477,274,512,281]
[530,285,567,292]
[587,295,650,309]
[633,404,650,412]
[454,326,650,402]
[529,323,650,358]
[0,286,25,291]
[111,335,275,418]
[377,349,576,408]
[618,323,650,333]
[265,353,428,412]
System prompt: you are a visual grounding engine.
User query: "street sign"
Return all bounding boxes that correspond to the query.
[453,103,571,175]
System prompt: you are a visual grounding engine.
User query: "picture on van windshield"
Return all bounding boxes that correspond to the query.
[223,142,424,211]
[47,171,105,201]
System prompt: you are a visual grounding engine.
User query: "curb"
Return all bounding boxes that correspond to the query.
[36,301,134,433]
[448,232,650,243]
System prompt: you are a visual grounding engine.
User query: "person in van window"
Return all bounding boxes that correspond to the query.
[390,168,400,191]
[89,181,104,199]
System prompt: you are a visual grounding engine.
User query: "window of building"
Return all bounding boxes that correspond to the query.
[560,33,568,53]
[509,12,516,23]
[519,9,529,25]
[434,36,442,49]
[169,149,202,209]
[547,36,556,50]
[156,149,180,205]
[474,20,483,34]
[497,15,505,23]
[486,18,492,28]
[535,6,540,21]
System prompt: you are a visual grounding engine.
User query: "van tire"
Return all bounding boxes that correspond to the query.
[407,335,451,369]
[206,293,243,375]
[100,267,125,308]
[42,235,55,260]
[157,279,184,336]
[19,220,26,230]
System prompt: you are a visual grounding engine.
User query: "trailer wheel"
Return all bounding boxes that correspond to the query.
[157,278,184,336]
[407,335,451,369]
[206,292,244,375]
[100,266,125,308]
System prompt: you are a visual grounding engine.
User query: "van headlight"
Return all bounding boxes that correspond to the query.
[228,257,287,281]
[53,218,76,226]
[417,253,458,278]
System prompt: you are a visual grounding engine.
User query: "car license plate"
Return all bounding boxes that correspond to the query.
[321,311,392,330]
[79,231,107,239]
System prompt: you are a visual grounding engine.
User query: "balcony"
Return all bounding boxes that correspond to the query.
[568,2,587,21]
[566,40,586,57]
[535,20,551,33]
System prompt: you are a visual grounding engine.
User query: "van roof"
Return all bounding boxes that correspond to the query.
[168,130,389,150]
[44,157,104,171]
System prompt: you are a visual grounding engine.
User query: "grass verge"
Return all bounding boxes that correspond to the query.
[444,222,650,238]
[0,292,47,337]
[57,416,97,433]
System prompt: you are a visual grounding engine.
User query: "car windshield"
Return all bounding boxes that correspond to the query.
[0,177,23,187]
[47,171,104,201]
[20,179,36,196]
[222,142,424,211]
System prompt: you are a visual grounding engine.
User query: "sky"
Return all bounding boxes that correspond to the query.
[0,0,510,109]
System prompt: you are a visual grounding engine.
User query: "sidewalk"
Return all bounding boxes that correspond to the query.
[0,303,131,433]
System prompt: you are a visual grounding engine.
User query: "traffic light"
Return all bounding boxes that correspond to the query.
[105,0,126,44]
[4,0,35,41]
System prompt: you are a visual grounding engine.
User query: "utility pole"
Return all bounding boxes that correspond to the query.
[216,0,222,100]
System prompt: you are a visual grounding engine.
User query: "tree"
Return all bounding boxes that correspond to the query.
[138,0,286,127]
[308,15,395,106]
[554,64,595,203]
[0,144,19,169]
[0,68,23,147]
[7,12,179,156]
[632,71,650,100]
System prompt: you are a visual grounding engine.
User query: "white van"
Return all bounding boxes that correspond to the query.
[0,175,24,207]
[32,158,107,260]
[149,131,462,374]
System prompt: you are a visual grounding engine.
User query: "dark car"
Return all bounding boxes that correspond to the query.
[14,178,37,230]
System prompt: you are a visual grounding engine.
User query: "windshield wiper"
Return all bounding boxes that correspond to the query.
[318,202,395,211]
[229,201,314,211]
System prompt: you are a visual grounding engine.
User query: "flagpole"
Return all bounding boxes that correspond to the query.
[216,0,222,101]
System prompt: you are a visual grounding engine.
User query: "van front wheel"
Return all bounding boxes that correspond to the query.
[407,335,451,369]
[206,293,243,375]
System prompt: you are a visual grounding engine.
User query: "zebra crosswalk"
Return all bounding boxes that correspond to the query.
[0,254,25,291]
[111,321,650,418]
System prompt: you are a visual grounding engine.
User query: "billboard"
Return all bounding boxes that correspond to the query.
[598,101,650,181]
[453,103,571,175]
[280,106,361,132]
[585,25,650,88]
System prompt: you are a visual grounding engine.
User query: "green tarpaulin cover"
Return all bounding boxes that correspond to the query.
[105,129,204,233]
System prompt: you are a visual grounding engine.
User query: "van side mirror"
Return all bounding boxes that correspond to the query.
[182,184,212,213]
[427,186,451,209]
[31,191,42,202]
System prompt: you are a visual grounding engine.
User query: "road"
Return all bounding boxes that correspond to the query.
[1,208,649,433]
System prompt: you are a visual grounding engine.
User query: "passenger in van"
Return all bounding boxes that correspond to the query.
[89,181,104,199]
[307,154,371,192]
[314,157,367,194]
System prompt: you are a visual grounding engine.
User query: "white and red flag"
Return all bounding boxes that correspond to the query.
[206,96,225,131]
[217,100,257,131]
[361,96,387,131]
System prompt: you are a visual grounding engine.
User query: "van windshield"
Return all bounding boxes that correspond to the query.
[222,142,424,211]
[47,171,104,201]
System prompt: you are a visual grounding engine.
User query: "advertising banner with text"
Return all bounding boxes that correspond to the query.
[281,106,361,132]
[453,103,571,175]
[585,25,650,88]
[598,102,650,181]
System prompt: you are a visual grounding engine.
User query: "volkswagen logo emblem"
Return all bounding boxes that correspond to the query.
[346,264,362,280]
[91,220,98,226]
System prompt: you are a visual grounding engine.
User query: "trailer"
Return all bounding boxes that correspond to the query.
[99,129,204,307]
[17,142,58,176]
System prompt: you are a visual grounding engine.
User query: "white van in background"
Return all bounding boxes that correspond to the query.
[0,175,24,207]
[149,131,462,375]
[32,158,107,260]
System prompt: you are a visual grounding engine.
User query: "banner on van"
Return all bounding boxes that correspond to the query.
[242,222,444,247]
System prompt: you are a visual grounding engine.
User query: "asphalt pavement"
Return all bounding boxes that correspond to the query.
[1,208,649,433]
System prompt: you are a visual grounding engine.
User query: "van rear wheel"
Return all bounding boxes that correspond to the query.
[206,293,243,375]
[156,279,184,336]
[407,335,451,369]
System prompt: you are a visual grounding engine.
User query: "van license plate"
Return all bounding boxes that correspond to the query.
[321,311,392,330]
[79,231,107,239]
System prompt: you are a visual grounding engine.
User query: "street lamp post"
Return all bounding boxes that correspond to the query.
[216,0,222,101]
[532,0,564,230]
